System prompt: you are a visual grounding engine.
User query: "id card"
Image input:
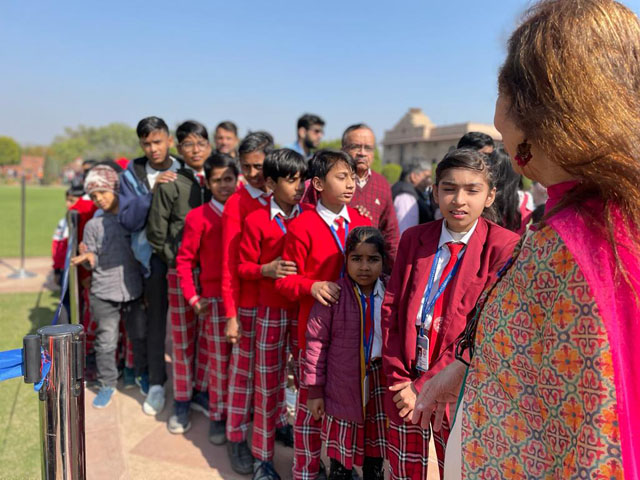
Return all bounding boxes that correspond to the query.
[416,334,430,372]
[362,373,370,408]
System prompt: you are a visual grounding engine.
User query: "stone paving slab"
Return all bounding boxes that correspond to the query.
[0,257,56,294]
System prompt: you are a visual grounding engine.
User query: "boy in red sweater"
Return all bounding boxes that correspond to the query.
[238,148,308,480]
[221,131,273,474]
[176,153,238,443]
[276,149,371,480]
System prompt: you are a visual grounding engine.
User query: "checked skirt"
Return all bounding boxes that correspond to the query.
[251,305,295,461]
[386,414,450,480]
[322,359,387,470]
[201,297,231,421]
[168,268,209,402]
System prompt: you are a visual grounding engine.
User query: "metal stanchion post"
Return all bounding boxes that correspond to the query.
[67,210,80,325]
[23,324,86,479]
[8,175,36,279]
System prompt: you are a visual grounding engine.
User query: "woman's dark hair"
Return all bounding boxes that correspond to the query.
[435,148,498,223]
[309,149,355,180]
[176,120,209,143]
[489,147,522,232]
[345,227,386,261]
[204,152,239,180]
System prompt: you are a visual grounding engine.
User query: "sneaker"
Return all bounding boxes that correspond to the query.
[93,386,116,409]
[208,419,227,445]
[143,384,166,416]
[190,390,209,416]
[122,367,136,389]
[135,373,149,396]
[167,400,191,434]
[275,424,293,448]
[227,440,253,475]
[253,460,281,480]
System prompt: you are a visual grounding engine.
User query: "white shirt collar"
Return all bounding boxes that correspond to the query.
[210,198,225,214]
[354,278,384,299]
[316,200,351,229]
[245,183,269,200]
[438,219,478,248]
[270,197,300,221]
[185,165,204,176]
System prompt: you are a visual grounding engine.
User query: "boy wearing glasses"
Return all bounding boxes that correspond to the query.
[147,120,213,433]
[286,113,325,159]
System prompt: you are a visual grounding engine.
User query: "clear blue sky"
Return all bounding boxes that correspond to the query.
[2,0,640,147]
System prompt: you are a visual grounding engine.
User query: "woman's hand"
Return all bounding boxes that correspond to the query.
[411,360,467,431]
[389,381,418,421]
[307,398,325,421]
[225,317,241,344]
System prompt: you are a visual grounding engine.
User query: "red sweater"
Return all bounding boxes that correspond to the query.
[380,218,519,423]
[276,207,371,350]
[238,204,311,309]
[221,185,268,318]
[176,202,224,306]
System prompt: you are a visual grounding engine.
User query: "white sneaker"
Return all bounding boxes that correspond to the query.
[143,384,165,416]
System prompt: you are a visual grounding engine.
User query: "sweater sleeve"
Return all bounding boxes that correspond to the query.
[275,222,315,299]
[304,300,333,397]
[146,182,176,265]
[237,215,265,280]
[381,232,414,387]
[221,194,241,318]
[117,170,151,233]
[175,210,201,304]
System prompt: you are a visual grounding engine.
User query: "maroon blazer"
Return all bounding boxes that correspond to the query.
[381,217,519,423]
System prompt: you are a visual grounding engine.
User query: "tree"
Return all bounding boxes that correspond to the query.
[0,136,21,165]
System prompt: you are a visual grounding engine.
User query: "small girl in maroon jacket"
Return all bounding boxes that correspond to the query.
[381,148,520,480]
[304,227,388,480]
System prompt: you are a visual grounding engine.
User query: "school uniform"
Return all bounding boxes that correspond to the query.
[221,183,270,442]
[176,198,230,421]
[381,217,519,480]
[238,197,306,462]
[276,201,371,480]
[147,167,211,401]
[304,276,387,471]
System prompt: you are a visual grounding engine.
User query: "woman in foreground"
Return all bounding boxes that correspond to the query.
[411,0,640,478]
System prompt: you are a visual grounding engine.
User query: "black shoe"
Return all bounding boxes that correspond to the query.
[208,419,226,445]
[362,456,384,480]
[252,460,281,480]
[317,460,328,480]
[275,424,294,448]
[227,440,253,475]
[190,389,209,416]
[168,400,191,434]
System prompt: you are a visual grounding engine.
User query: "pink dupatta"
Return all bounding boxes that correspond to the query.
[546,181,639,479]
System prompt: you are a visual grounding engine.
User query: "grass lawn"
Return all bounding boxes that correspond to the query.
[0,290,60,479]
[0,186,67,258]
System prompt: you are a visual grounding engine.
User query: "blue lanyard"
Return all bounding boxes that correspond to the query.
[419,245,466,334]
[360,291,376,369]
[274,216,287,234]
[329,222,349,254]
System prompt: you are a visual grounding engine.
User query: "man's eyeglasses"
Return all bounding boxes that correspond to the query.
[345,144,375,153]
[180,141,209,151]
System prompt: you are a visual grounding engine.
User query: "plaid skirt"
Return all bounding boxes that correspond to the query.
[322,359,387,470]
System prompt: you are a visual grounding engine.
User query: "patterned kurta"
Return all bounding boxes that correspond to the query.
[461,225,624,479]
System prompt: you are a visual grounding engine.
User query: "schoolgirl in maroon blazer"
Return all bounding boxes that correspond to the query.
[381,149,520,480]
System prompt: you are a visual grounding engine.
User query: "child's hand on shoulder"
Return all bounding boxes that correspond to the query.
[389,381,418,421]
[152,171,178,191]
[307,398,325,421]
[311,281,341,306]
[261,256,297,279]
[225,316,241,344]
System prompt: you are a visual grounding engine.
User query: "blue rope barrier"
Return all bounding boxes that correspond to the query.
[0,349,23,382]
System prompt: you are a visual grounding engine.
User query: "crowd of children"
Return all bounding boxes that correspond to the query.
[58,115,523,480]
